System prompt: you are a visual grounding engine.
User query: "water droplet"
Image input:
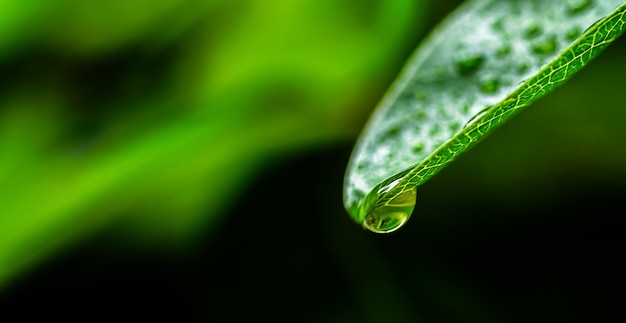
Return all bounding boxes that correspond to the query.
[524,24,542,39]
[433,68,448,81]
[384,125,400,137]
[416,110,427,121]
[399,89,427,103]
[491,19,505,32]
[449,121,461,133]
[456,54,485,76]
[379,125,401,143]
[413,142,424,154]
[358,171,417,234]
[566,27,581,41]
[429,124,441,136]
[531,37,557,55]
[464,106,491,128]
[567,0,592,15]
[398,91,416,103]
[518,62,530,74]
[496,46,511,57]
[362,188,416,234]
[437,105,449,118]
[480,78,500,94]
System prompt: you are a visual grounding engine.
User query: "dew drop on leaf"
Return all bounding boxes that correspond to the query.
[413,142,424,153]
[429,124,441,136]
[480,78,500,93]
[449,121,461,133]
[416,91,428,101]
[455,54,485,76]
[524,24,542,39]
[566,27,582,41]
[362,188,416,234]
[416,110,427,121]
[518,62,530,74]
[531,37,557,55]
[437,105,449,118]
[496,45,511,57]
[382,125,400,140]
[491,18,505,32]
[567,0,593,14]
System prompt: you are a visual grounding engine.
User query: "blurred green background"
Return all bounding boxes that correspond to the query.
[0,0,624,321]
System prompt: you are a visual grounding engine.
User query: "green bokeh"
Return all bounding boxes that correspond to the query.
[0,0,426,289]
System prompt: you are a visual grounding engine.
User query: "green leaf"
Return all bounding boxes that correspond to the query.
[344,0,626,233]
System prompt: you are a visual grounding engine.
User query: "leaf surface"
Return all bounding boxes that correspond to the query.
[344,0,626,232]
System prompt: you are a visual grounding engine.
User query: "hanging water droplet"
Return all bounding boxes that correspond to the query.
[567,0,592,15]
[455,54,485,76]
[480,78,500,94]
[359,173,417,234]
[531,37,557,55]
[362,188,416,233]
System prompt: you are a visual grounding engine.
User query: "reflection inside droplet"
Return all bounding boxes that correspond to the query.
[362,188,417,233]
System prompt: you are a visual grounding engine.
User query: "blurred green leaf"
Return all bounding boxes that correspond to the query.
[0,0,428,289]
